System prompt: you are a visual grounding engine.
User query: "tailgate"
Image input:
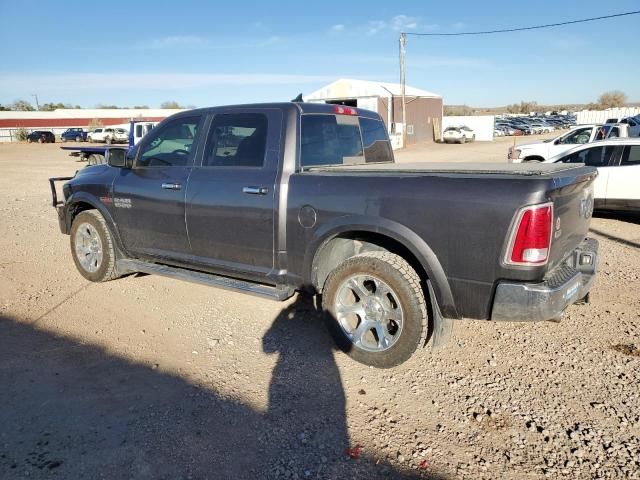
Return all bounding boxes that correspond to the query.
[546,167,597,270]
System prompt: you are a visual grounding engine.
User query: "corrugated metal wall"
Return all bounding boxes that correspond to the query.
[576,107,640,124]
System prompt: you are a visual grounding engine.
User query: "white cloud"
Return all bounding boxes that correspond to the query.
[365,20,387,36]
[0,73,335,92]
[339,14,429,36]
[391,15,418,31]
[323,53,489,69]
[136,35,282,50]
[452,22,466,29]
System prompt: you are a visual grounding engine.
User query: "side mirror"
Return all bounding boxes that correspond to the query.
[107,149,128,168]
[126,145,138,168]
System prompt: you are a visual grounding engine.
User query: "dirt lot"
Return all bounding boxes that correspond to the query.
[1,141,639,479]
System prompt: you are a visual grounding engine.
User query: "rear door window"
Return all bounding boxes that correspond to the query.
[560,146,616,167]
[359,117,394,163]
[301,114,363,167]
[202,113,267,167]
[621,145,640,166]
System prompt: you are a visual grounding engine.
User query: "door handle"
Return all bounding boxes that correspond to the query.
[161,182,182,190]
[242,186,268,195]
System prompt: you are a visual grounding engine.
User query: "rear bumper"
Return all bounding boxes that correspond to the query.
[491,238,598,322]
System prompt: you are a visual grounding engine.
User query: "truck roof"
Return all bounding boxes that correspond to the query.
[177,102,381,119]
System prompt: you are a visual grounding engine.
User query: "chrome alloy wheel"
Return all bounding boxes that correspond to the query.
[334,274,404,352]
[74,222,103,273]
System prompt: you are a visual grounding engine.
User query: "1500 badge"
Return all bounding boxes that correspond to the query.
[113,197,132,209]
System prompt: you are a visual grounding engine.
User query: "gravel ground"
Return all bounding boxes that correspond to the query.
[0,142,639,479]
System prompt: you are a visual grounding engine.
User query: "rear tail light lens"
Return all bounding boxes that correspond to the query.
[505,202,553,265]
[333,105,358,115]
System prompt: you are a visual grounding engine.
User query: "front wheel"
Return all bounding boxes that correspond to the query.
[322,252,428,368]
[70,210,119,282]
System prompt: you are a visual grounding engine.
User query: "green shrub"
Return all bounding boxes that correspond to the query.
[14,128,28,141]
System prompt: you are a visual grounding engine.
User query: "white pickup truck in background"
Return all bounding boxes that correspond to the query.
[509,124,629,163]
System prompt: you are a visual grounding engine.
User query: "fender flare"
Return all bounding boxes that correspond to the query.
[304,215,459,319]
[64,192,128,256]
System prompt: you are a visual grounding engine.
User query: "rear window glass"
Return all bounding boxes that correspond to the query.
[300,114,364,167]
[359,117,393,163]
[621,145,640,166]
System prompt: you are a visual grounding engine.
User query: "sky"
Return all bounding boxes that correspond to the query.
[1,0,638,108]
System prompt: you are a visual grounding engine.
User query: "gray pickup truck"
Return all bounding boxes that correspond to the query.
[49,102,599,368]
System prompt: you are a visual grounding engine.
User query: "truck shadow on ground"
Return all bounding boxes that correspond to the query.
[0,297,447,479]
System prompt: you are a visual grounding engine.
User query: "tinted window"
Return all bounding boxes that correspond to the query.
[138,115,201,167]
[203,113,267,167]
[621,146,640,166]
[359,117,393,163]
[300,114,363,167]
[560,146,616,167]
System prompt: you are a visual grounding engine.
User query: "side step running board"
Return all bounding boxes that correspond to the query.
[116,259,295,301]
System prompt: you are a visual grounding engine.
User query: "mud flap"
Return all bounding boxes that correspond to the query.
[427,280,453,350]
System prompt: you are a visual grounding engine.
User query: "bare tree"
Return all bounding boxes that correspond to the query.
[596,90,627,109]
[11,99,35,111]
[444,105,473,116]
[160,101,182,109]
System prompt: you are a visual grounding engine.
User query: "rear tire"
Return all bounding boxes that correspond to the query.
[322,252,428,368]
[70,210,119,282]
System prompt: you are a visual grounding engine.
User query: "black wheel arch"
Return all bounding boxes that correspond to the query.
[64,193,128,258]
[306,218,459,320]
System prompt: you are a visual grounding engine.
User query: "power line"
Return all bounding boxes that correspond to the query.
[403,10,640,36]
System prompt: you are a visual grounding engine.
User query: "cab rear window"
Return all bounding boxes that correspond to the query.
[300,114,393,167]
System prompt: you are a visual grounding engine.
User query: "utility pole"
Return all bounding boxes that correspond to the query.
[399,33,407,148]
[31,94,39,111]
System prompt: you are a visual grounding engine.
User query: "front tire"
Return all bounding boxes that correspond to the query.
[70,210,119,282]
[322,252,428,368]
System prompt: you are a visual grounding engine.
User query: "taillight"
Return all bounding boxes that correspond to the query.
[333,105,357,115]
[505,202,553,266]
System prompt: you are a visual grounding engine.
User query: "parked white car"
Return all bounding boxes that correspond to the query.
[530,122,555,134]
[87,127,128,144]
[509,124,629,163]
[547,138,640,212]
[443,125,476,144]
